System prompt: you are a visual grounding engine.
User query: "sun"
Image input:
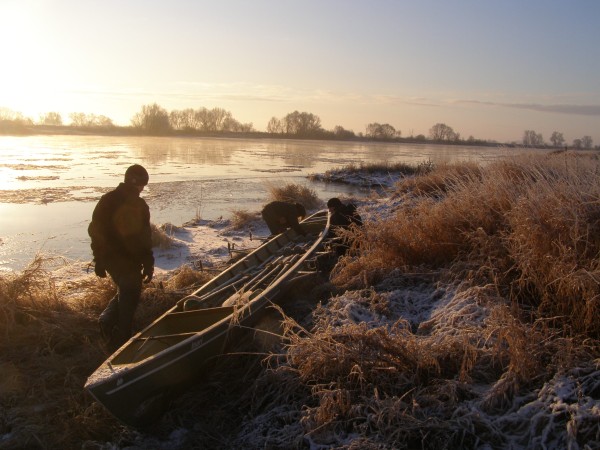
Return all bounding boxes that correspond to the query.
[0,2,64,118]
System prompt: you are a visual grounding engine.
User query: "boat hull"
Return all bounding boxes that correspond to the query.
[85,210,329,426]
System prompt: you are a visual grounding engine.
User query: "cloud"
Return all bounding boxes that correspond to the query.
[62,81,600,118]
[164,82,344,104]
[458,100,600,116]
[372,95,441,107]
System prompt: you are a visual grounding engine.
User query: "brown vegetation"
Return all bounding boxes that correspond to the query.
[2,153,600,449]
[248,151,600,449]
[229,209,261,230]
[334,152,600,337]
[0,257,210,449]
[308,160,435,188]
[265,181,324,210]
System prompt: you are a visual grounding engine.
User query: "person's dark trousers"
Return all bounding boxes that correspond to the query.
[261,210,285,235]
[99,259,143,350]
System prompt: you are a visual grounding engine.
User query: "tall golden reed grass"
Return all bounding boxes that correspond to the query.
[0,256,212,448]
[252,151,600,449]
[334,151,600,337]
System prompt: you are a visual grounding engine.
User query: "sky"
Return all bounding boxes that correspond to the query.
[1,0,599,144]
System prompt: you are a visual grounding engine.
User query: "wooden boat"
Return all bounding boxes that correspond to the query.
[85,210,329,427]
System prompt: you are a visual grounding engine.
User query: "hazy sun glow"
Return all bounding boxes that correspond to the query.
[0,2,76,120]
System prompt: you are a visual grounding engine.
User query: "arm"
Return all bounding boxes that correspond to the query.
[88,196,112,266]
[88,195,113,277]
[284,207,306,235]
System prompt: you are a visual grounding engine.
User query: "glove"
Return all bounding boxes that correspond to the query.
[143,265,154,284]
[94,262,107,278]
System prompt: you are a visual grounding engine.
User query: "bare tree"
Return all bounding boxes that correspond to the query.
[582,136,593,149]
[333,125,355,139]
[550,131,565,147]
[366,123,398,139]
[69,113,87,127]
[267,117,284,134]
[70,112,113,128]
[282,111,323,137]
[0,108,32,124]
[40,112,63,126]
[168,110,184,130]
[210,108,230,131]
[429,123,459,141]
[131,103,171,133]
[222,116,254,132]
[522,130,544,146]
[96,115,114,128]
[192,108,210,131]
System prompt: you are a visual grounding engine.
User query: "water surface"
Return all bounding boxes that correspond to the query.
[0,135,511,270]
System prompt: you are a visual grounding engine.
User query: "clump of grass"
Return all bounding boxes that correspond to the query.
[264,181,323,210]
[163,264,212,291]
[229,208,260,230]
[249,264,598,449]
[309,160,434,184]
[151,222,176,249]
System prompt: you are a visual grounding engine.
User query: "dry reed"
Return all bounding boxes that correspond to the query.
[237,152,600,449]
[229,208,261,230]
[0,257,212,449]
[333,152,600,337]
[0,256,120,448]
[4,152,600,448]
[264,181,323,210]
[151,222,176,249]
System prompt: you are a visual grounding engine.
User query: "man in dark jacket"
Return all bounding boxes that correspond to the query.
[261,201,306,237]
[88,164,154,351]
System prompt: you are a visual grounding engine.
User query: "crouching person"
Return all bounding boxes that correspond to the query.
[261,201,307,237]
[327,197,363,256]
[317,198,363,273]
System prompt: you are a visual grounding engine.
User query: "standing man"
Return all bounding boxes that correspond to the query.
[261,201,307,237]
[88,164,154,351]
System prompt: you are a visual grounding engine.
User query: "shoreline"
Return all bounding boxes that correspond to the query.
[1,122,516,148]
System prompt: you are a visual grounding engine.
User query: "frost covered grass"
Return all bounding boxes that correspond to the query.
[229,208,261,230]
[151,222,178,249]
[335,152,600,337]
[308,160,435,188]
[2,155,600,449]
[241,151,600,449]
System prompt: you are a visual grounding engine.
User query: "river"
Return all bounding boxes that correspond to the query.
[0,134,513,271]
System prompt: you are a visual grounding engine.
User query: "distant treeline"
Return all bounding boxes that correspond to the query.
[0,104,596,149]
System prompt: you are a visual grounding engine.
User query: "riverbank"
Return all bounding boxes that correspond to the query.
[0,121,508,148]
[1,153,599,449]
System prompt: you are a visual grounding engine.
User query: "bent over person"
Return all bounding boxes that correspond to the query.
[88,164,154,351]
[327,197,363,255]
[261,201,306,237]
[327,197,362,231]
